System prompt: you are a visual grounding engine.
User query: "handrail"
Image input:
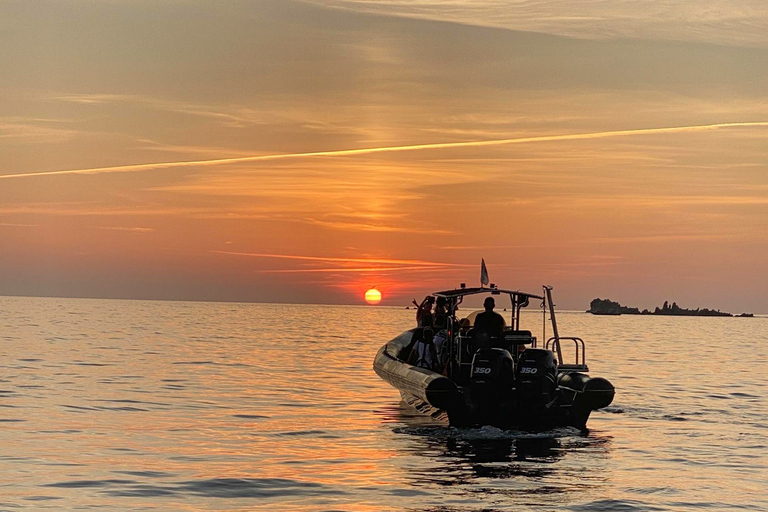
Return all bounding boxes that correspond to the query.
[545,336,586,367]
[543,286,563,364]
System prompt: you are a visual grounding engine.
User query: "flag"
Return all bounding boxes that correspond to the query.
[480,258,489,287]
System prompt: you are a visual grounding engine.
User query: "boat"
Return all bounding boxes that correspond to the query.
[373,284,615,429]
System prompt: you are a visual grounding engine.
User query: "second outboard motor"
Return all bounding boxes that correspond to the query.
[516,348,558,411]
[470,348,514,403]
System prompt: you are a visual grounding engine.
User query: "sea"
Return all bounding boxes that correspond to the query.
[1,296,766,511]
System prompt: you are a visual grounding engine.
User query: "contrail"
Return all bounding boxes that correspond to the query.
[2,121,767,180]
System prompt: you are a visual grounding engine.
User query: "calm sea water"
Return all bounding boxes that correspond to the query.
[1,297,766,511]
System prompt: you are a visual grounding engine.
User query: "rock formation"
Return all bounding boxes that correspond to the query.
[588,298,750,317]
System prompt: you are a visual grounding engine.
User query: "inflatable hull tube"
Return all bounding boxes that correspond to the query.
[558,372,615,426]
[373,329,463,413]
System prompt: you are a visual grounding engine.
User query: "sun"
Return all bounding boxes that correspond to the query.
[364,288,382,305]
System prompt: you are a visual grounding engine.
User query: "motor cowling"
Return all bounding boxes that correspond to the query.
[516,348,558,410]
[470,348,514,402]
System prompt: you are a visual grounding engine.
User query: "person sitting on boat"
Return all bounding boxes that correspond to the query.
[432,328,450,375]
[473,297,505,347]
[458,317,471,335]
[412,296,435,327]
[407,328,436,370]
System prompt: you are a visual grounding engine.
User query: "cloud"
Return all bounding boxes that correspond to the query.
[591,232,751,243]
[48,93,274,128]
[302,0,768,48]
[2,121,766,180]
[304,217,454,234]
[257,265,454,273]
[0,222,39,227]
[48,93,131,105]
[568,194,768,208]
[210,251,471,267]
[214,251,481,284]
[95,226,155,233]
[135,139,263,158]
[0,118,79,144]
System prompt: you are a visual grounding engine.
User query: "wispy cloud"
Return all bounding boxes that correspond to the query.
[0,118,79,144]
[2,121,766,180]
[49,93,130,105]
[48,93,273,128]
[210,251,470,267]
[210,250,476,290]
[135,139,262,158]
[435,231,749,250]
[95,226,155,233]
[305,217,454,234]
[258,265,453,273]
[0,222,39,227]
[591,232,751,243]
[303,0,768,48]
[212,251,475,279]
[568,194,768,208]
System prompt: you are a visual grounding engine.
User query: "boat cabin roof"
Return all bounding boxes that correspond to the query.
[432,286,543,301]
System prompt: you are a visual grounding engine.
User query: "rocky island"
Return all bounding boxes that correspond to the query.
[587,298,640,315]
[588,298,753,317]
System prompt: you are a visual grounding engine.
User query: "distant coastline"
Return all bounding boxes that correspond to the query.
[587,298,754,317]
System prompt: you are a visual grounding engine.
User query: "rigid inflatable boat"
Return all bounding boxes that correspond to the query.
[374,285,614,429]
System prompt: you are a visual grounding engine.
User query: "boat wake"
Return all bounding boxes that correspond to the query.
[392,424,583,441]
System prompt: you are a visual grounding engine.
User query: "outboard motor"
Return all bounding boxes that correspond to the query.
[470,348,514,404]
[516,348,558,411]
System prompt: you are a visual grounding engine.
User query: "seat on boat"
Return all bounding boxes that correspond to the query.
[471,329,492,350]
[502,330,534,357]
[504,329,533,342]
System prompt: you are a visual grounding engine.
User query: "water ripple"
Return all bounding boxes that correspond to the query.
[2,299,766,512]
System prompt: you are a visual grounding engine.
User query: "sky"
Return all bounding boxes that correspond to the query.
[1,0,767,312]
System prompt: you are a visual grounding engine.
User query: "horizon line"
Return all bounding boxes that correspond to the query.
[0,292,763,315]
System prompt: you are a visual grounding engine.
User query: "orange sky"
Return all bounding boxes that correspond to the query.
[1,0,767,312]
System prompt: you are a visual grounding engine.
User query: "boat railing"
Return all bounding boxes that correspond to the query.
[456,335,474,363]
[546,336,589,372]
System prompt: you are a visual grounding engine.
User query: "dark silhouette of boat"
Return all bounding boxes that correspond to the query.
[374,285,614,429]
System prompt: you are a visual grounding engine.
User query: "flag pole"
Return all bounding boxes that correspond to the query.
[480,258,489,288]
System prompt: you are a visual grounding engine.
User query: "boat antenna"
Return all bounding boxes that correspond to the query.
[480,258,489,288]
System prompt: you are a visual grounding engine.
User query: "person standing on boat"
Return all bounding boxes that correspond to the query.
[413,296,434,327]
[433,296,448,329]
[473,297,505,345]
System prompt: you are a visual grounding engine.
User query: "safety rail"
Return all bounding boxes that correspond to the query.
[455,335,471,364]
[546,336,589,372]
